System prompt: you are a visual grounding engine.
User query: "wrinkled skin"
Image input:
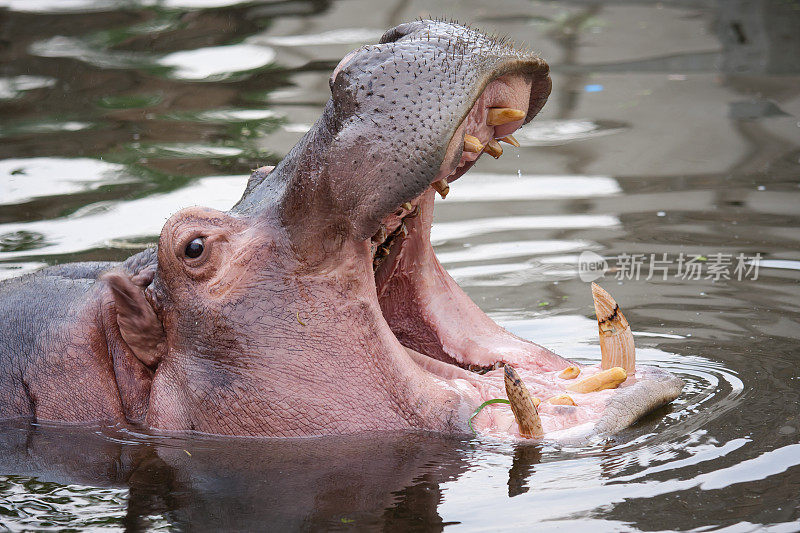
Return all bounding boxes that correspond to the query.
[0,21,682,440]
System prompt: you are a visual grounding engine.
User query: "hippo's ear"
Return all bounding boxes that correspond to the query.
[103,271,166,368]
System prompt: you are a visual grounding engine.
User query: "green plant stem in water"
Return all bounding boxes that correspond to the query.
[468,398,510,434]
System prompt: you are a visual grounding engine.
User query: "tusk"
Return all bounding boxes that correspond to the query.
[431,179,449,199]
[487,107,526,126]
[546,394,576,406]
[559,366,581,380]
[566,367,627,393]
[484,139,503,159]
[592,283,636,374]
[402,202,413,211]
[463,134,484,153]
[499,134,520,147]
[504,365,544,438]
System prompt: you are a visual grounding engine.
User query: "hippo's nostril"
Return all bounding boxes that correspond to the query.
[378,22,418,44]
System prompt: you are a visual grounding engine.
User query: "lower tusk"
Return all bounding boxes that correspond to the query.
[464,134,484,153]
[592,283,636,374]
[566,367,627,393]
[504,365,544,438]
[499,134,520,147]
[432,179,449,199]
[484,139,503,158]
[487,107,526,126]
[546,394,576,406]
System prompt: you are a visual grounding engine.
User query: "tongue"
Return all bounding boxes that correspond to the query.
[377,190,571,372]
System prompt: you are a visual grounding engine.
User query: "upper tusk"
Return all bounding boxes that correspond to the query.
[566,367,627,393]
[504,365,544,438]
[432,178,450,199]
[592,283,636,374]
[487,107,526,126]
[402,202,413,211]
[484,139,503,159]
[499,134,520,147]
[463,134,484,153]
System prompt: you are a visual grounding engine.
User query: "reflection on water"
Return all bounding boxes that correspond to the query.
[0,0,799,530]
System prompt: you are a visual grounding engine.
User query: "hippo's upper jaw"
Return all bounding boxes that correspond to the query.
[125,20,682,439]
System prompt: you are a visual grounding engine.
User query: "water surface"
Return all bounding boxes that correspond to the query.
[1,0,799,530]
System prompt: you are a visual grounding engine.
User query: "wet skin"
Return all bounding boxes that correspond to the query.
[0,20,682,439]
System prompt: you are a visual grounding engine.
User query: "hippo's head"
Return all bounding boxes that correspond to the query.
[106,20,682,439]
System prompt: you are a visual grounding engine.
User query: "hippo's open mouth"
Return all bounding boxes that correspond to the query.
[370,71,538,370]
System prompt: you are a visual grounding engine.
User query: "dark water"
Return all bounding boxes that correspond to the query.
[1,0,799,530]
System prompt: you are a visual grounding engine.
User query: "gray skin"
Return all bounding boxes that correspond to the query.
[0,20,682,438]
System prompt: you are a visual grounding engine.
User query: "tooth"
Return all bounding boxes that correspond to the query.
[499,134,520,147]
[487,107,526,126]
[400,221,408,237]
[371,224,386,243]
[484,139,503,159]
[546,394,576,406]
[559,366,580,380]
[566,367,627,393]
[432,179,449,199]
[504,365,543,439]
[592,283,636,374]
[463,134,483,153]
[402,202,413,211]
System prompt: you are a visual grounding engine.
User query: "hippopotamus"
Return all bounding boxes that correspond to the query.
[0,20,682,440]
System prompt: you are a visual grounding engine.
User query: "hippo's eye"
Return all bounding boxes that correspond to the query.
[184,237,205,259]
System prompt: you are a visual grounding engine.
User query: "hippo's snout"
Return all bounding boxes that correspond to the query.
[235,19,550,245]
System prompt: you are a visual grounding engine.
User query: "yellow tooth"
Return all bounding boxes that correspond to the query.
[499,134,520,147]
[487,107,526,126]
[484,139,503,159]
[559,366,581,380]
[463,134,484,153]
[504,365,543,439]
[546,394,576,406]
[432,179,449,199]
[592,283,636,374]
[402,202,412,211]
[566,367,627,393]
